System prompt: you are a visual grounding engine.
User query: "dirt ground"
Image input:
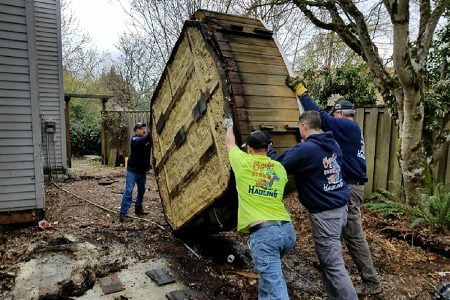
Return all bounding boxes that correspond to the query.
[1,158,449,299]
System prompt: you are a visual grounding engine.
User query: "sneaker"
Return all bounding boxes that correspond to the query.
[355,284,382,296]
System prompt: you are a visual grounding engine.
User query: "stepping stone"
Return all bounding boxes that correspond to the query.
[146,268,175,286]
[166,289,192,300]
[99,274,125,295]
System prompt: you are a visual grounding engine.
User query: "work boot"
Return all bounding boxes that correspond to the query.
[135,205,148,216]
[355,284,382,296]
[119,215,128,223]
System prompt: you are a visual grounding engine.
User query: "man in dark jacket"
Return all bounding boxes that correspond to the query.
[286,77,381,296]
[119,122,151,222]
[269,111,357,300]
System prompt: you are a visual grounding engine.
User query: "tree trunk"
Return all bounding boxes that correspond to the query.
[396,86,426,205]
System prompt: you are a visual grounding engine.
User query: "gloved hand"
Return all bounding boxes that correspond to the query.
[285,76,308,97]
[223,118,233,129]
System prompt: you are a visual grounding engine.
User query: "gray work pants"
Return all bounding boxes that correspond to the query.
[310,206,358,300]
[342,184,380,288]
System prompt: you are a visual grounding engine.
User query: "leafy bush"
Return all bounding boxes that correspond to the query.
[367,183,450,233]
[302,64,377,108]
[70,103,101,156]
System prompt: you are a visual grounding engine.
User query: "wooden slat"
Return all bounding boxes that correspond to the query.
[373,110,391,190]
[237,95,299,109]
[355,108,364,128]
[0,105,32,114]
[246,108,299,122]
[363,108,378,197]
[229,72,287,86]
[237,62,287,76]
[223,51,284,66]
[229,42,280,56]
[200,11,263,27]
[220,34,276,48]
[387,121,402,193]
[240,84,293,97]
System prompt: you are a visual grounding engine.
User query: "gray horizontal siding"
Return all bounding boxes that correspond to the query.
[0,192,36,202]
[33,0,65,170]
[0,176,34,185]
[0,0,40,211]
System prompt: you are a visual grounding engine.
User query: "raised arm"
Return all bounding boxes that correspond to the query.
[223,118,235,152]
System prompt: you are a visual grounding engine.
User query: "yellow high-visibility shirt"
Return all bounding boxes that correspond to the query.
[228,146,291,233]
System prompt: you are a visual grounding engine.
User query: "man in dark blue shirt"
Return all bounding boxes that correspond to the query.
[286,77,381,296]
[269,111,357,299]
[119,122,151,222]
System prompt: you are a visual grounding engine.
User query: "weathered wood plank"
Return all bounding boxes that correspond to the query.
[229,42,280,56]
[387,120,402,192]
[246,108,299,122]
[222,51,284,66]
[373,110,392,190]
[363,108,378,197]
[236,95,299,109]
[240,84,293,97]
[237,62,287,76]
[0,138,33,147]
[355,107,364,129]
[219,34,276,48]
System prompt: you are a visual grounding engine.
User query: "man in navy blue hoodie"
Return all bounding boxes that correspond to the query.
[286,77,381,296]
[269,111,357,300]
[119,122,151,222]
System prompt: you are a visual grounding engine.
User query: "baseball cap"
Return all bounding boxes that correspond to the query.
[330,99,355,115]
[246,131,271,150]
[133,122,146,131]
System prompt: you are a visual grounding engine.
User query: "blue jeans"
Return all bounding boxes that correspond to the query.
[248,221,296,300]
[119,171,147,217]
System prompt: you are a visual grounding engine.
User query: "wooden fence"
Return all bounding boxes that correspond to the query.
[356,106,450,198]
[102,108,449,196]
[103,110,151,166]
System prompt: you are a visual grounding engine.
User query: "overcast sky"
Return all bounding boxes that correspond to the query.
[69,0,130,57]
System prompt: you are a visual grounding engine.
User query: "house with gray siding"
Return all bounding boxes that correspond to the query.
[0,0,65,220]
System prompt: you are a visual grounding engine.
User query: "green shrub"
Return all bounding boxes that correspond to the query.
[367,183,450,233]
[70,103,101,156]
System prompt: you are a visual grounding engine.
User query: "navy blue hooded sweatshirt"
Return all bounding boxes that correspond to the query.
[127,133,151,174]
[269,131,349,213]
[300,94,368,183]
